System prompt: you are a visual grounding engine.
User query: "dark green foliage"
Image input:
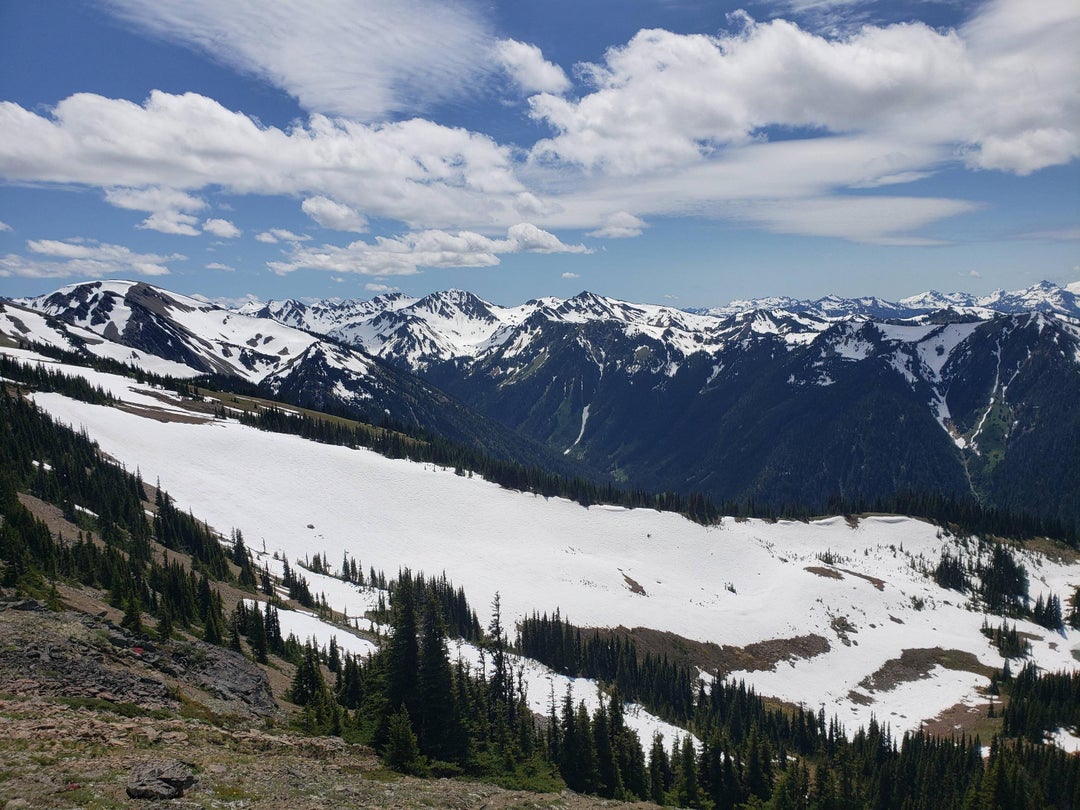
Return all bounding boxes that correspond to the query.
[979,544,1029,614]
[0,384,236,654]
[981,620,1030,660]
[153,491,231,580]
[1002,664,1080,745]
[1031,593,1064,630]
[935,551,968,592]
[518,610,695,724]
[385,705,424,774]
[1068,587,1080,630]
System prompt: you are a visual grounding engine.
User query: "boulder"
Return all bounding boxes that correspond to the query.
[125,759,196,800]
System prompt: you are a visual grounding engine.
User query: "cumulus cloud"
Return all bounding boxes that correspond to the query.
[0,239,183,278]
[587,212,647,239]
[104,185,206,235]
[496,39,571,94]
[202,218,241,238]
[0,221,11,232]
[100,0,494,121]
[0,91,526,230]
[528,3,1080,177]
[0,0,1075,252]
[205,261,235,271]
[302,196,369,232]
[255,228,311,244]
[561,272,580,279]
[268,223,588,276]
[365,282,399,293]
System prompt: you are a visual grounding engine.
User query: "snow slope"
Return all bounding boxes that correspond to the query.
[21,355,1080,740]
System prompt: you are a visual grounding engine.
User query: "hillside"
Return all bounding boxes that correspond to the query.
[2,343,1080,806]
[239,281,1080,529]
[11,346,1079,739]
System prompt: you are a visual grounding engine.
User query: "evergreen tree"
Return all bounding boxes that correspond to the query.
[385,705,424,775]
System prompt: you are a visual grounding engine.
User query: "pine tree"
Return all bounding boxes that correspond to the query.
[649,732,670,805]
[416,593,462,763]
[385,705,424,775]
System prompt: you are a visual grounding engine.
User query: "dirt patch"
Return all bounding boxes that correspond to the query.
[858,648,993,693]
[846,690,874,706]
[600,626,830,678]
[838,568,886,591]
[830,615,858,646]
[921,701,1003,739]
[620,572,647,596]
[115,401,213,424]
[804,566,844,580]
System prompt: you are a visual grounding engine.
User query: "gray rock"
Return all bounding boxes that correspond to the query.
[126,759,196,800]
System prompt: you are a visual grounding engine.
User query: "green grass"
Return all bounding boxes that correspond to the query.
[54,696,170,720]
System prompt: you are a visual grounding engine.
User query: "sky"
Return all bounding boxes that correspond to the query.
[0,0,1077,308]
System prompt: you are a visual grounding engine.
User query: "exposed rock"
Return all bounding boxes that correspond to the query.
[185,644,278,716]
[126,759,196,799]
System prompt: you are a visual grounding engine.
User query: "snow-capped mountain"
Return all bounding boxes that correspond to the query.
[698,279,1080,320]
[3,280,574,471]
[9,278,1080,531]
[241,280,1080,530]
[20,279,368,383]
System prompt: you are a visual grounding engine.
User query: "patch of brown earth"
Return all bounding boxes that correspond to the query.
[920,701,1002,739]
[837,568,886,591]
[858,648,994,693]
[620,572,647,596]
[601,626,830,678]
[804,566,844,580]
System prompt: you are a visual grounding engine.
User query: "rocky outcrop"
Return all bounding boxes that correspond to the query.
[126,759,196,799]
[0,598,276,718]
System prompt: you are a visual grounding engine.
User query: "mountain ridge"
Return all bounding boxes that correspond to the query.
[7,278,1080,531]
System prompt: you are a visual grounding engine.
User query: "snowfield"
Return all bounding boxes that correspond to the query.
[11,352,1080,742]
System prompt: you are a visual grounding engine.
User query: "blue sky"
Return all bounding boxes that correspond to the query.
[0,0,1077,308]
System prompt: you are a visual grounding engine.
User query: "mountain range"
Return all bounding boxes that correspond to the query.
[4,278,1079,531]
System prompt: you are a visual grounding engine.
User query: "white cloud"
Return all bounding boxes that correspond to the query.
[561,272,580,279]
[0,91,526,230]
[496,39,571,95]
[721,196,981,245]
[302,196,369,232]
[100,0,494,121]
[202,218,241,238]
[528,3,1080,177]
[364,282,399,293]
[268,223,588,276]
[586,211,647,239]
[205,261,235,271]
[1019,226,1080,241]
[0,239,183,278]
[191,291,261,308]
[0,0,1075,252]
[0,221,11,232]
[255,229,311,244]
[104,185,207,236]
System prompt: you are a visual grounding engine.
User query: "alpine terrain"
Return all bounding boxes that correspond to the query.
[1,278,1078,807]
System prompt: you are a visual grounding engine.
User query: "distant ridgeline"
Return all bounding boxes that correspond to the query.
[3,353,1080,807]
[2,345,1076,549]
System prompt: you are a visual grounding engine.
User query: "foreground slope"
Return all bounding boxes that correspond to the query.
[22,355,1080,739]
